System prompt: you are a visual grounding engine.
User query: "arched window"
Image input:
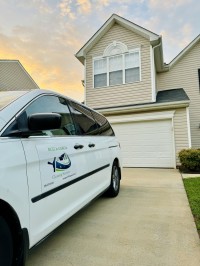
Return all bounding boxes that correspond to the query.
[93,41,141,88]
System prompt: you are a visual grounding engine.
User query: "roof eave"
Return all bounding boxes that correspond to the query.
[168,34,200,68]
[95,100,190,115]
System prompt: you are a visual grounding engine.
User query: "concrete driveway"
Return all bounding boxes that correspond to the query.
[27,168,200,266]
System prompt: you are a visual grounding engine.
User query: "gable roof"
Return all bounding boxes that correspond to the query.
[168,34,200,68]
[76,14,161,64]
[0,60,39,91]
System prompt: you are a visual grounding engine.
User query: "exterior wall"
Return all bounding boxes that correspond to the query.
[105,107,189,166]
[85,23,152,109]
[157,41,200,148]
[0,61,39,91]
[173,108,190,164]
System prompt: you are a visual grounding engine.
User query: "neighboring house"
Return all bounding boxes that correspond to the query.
[0,59,39,91]
[76,14,200,168]
[0,59,40,108]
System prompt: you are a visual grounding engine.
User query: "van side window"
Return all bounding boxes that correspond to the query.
[25,95,75,136]
[68,102,99,135]
[92,111,115,136]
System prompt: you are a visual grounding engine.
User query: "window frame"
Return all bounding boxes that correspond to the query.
[93,48,141,89]
[67,100,99,136]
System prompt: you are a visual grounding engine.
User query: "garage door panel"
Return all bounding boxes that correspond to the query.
[120,140,172,148]
[122,145,172,152]
[124,156,173,167]
[123,150,172,157]
[112,120,174,168]
[123,152,171,160]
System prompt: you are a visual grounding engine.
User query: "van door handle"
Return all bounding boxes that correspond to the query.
[88,143,95,148]
[74,144,84,149]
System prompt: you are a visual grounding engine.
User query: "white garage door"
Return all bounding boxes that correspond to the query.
[112,119,174,168]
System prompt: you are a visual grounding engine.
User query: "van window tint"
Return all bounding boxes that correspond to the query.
[25,95,75,136]
[91,111,115,136]
[69,102,99,135]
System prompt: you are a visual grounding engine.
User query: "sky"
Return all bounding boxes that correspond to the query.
[0,0,199,102]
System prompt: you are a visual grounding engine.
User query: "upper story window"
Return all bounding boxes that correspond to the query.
[93,41,141,88]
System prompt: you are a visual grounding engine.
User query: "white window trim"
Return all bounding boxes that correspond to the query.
[84,59,87,105]
[186,107,192,148]
[171,115,177,169]
[150,46,156,102]
[93,47,141,89]
[103,41,128,56]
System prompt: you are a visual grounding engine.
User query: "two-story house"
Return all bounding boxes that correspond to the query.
[76,14,200,168]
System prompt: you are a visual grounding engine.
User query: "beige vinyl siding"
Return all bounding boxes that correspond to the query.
[105,107,189,166]
[173,108,189,164]
[157,40,200,148]
[0,61,39,91]
[86,23,152,109]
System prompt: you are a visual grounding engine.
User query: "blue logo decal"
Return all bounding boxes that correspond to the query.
[48,153,71,172]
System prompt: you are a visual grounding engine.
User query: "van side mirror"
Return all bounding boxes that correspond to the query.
[28,113,61,131]
[2,112,61,137]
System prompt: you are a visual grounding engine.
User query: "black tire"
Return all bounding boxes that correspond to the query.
[106,162,120,197]
[0,216,13,266]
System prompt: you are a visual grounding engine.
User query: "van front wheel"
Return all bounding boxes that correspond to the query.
[0,216,13,266]
[107,162,120,197]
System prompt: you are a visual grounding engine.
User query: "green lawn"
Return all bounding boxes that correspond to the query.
[183,177,200,231]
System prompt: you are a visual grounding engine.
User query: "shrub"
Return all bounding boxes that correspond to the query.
[179,149,200,172]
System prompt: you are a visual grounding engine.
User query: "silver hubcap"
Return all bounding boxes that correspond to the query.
[112,166,119,191]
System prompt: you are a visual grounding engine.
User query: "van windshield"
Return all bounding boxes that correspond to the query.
[0,91,28,110]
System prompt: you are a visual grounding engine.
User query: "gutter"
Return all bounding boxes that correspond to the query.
[96,100,190,115]
[152,37,162,55]
[151,36,170,72]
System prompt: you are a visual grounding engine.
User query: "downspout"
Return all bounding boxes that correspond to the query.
[84,58,87,105]
[151,38,162,102]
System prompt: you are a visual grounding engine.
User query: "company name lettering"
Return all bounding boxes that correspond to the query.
[48,146,67,152]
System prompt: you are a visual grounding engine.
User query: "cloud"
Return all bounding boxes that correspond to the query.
[17,0,54,14]
[96,0,109,6]
[58,0,76,19]
[149,0,192,10]
[32,0,53,14]
[77,0,92,14]
[58,0,92,18]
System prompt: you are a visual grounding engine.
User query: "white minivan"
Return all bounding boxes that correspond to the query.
[0,90,122,266]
